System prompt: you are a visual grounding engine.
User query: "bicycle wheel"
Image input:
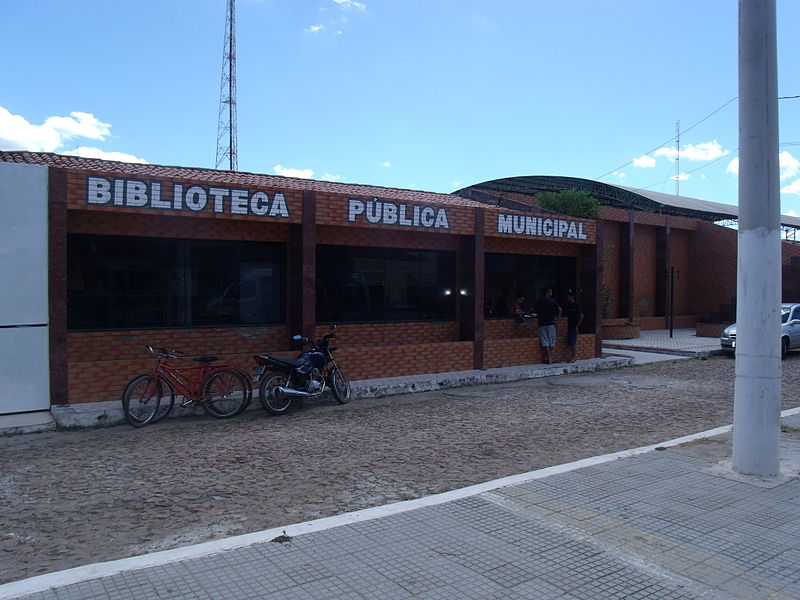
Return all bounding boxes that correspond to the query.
[122,375,163,428]
[200,369,248,418]
[329,366,351,404]
[150,378,176,423]
[230,367,253,414]
[258,372,294,415]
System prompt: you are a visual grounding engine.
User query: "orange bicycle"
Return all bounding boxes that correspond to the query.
[122,346,251,428]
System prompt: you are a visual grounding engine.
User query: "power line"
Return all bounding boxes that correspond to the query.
[595,96,737,180]
[597,94,798,182]
[639,139,800,189]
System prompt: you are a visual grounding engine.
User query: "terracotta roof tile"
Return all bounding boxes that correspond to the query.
[0,151,485,209]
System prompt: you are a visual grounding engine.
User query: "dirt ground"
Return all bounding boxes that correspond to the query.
[2,354,800,585]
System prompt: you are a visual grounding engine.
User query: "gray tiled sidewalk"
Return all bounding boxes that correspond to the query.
[603,328,723,356]
[3,415,799,600]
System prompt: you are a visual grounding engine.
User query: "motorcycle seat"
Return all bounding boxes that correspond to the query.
[258,355,306,368]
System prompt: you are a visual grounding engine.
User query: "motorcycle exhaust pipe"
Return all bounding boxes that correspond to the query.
[276,386,324,397]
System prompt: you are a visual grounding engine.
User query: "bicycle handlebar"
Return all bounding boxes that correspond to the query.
[146,346,180,359]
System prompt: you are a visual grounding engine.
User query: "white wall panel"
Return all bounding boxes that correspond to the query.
[0,326,50,413]
[0,162,49,325]
[0,162,50,413]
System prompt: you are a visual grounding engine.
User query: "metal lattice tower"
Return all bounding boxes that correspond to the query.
[215,0,238,171]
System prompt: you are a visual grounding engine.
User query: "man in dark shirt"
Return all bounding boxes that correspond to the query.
[533,285,561,364]
[564,291,583,363]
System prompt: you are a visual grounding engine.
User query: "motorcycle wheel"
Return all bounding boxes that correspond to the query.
[258,372,294,415]
[329,366,352,404]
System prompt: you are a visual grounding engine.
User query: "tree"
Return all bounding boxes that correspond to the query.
[537,189,601,219]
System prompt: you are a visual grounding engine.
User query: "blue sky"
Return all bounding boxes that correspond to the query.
[2,0,800,216]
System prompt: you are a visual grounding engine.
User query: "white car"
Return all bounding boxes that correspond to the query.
[720,303,800,358]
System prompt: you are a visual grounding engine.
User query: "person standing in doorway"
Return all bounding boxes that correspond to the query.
[564,291,583,363]
[533,285,561,364]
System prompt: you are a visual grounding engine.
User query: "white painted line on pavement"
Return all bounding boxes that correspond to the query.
[2,406,799,600]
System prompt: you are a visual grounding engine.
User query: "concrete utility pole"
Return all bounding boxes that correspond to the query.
[732,0,782,477]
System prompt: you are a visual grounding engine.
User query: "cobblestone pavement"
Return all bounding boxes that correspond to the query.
[2,355,800,586]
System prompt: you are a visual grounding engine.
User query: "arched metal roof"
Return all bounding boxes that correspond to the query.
[456,175,800,231]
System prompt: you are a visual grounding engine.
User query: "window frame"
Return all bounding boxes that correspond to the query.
[67,234,286,331]
[315,244,457,324]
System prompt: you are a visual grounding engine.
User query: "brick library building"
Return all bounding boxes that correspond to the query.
[2,151,800,418]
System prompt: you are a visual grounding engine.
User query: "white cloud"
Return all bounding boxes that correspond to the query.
[274,164,314,179]
[782,179,800,195]
[632,155,656,168]
[321,173,342,181]
[451,181,462,188]
[333,0,365,10]
[0,106,111,152]
[61,147,147,163]
[780,150,800,181]
[727,152,799,181]
[0,106,147,162]
[614,171,627,180]
[671,173,690,181]
[785,209,799,217]
[45,111,110,141]
[654,140,730,162]
[305,24,324,33]
[382,161,391,167]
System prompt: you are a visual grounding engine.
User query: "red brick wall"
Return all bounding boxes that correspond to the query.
[688,222,738,320]
[602,222,620,319]
[633,225,658,318]
[782,240,800,265]
[69,210,291,242]
[484,331,594,367]
[335,341,475,380]
[315,321,459,346]
[317,225,459,251]
[67,326,289,404]
[485,237,581,257]
[483,318,594,364]
[601,206,697,230]
[670,228,691,315]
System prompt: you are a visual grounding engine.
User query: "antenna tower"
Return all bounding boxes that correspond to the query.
[675,120,680,196]
[215,0,238,171]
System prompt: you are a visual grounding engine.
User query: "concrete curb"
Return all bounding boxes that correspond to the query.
[352,356,633,398]
[601,344,724,358]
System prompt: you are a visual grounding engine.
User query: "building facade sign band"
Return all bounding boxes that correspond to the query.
[497,213,589,241]
[347,197,450,229]
[85,176,292,219]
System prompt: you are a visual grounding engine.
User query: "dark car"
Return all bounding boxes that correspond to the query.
[720,303,800,358]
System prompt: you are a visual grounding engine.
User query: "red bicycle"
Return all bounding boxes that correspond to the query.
[122,346,252,428]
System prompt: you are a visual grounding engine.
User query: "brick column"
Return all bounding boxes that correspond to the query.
[474,209,485,369]
[301,190,316,340]
[48,168,69,405]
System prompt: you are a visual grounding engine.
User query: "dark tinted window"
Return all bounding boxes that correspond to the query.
[68,235,284,329]
[485,253,576,318]
[316,245,456,322]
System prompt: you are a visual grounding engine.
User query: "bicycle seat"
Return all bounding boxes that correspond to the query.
[193,355,218,364]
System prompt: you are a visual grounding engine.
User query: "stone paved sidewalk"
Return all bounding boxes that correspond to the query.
[3,412,798,600]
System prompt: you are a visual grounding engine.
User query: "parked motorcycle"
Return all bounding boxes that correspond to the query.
[252,325,351,415]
